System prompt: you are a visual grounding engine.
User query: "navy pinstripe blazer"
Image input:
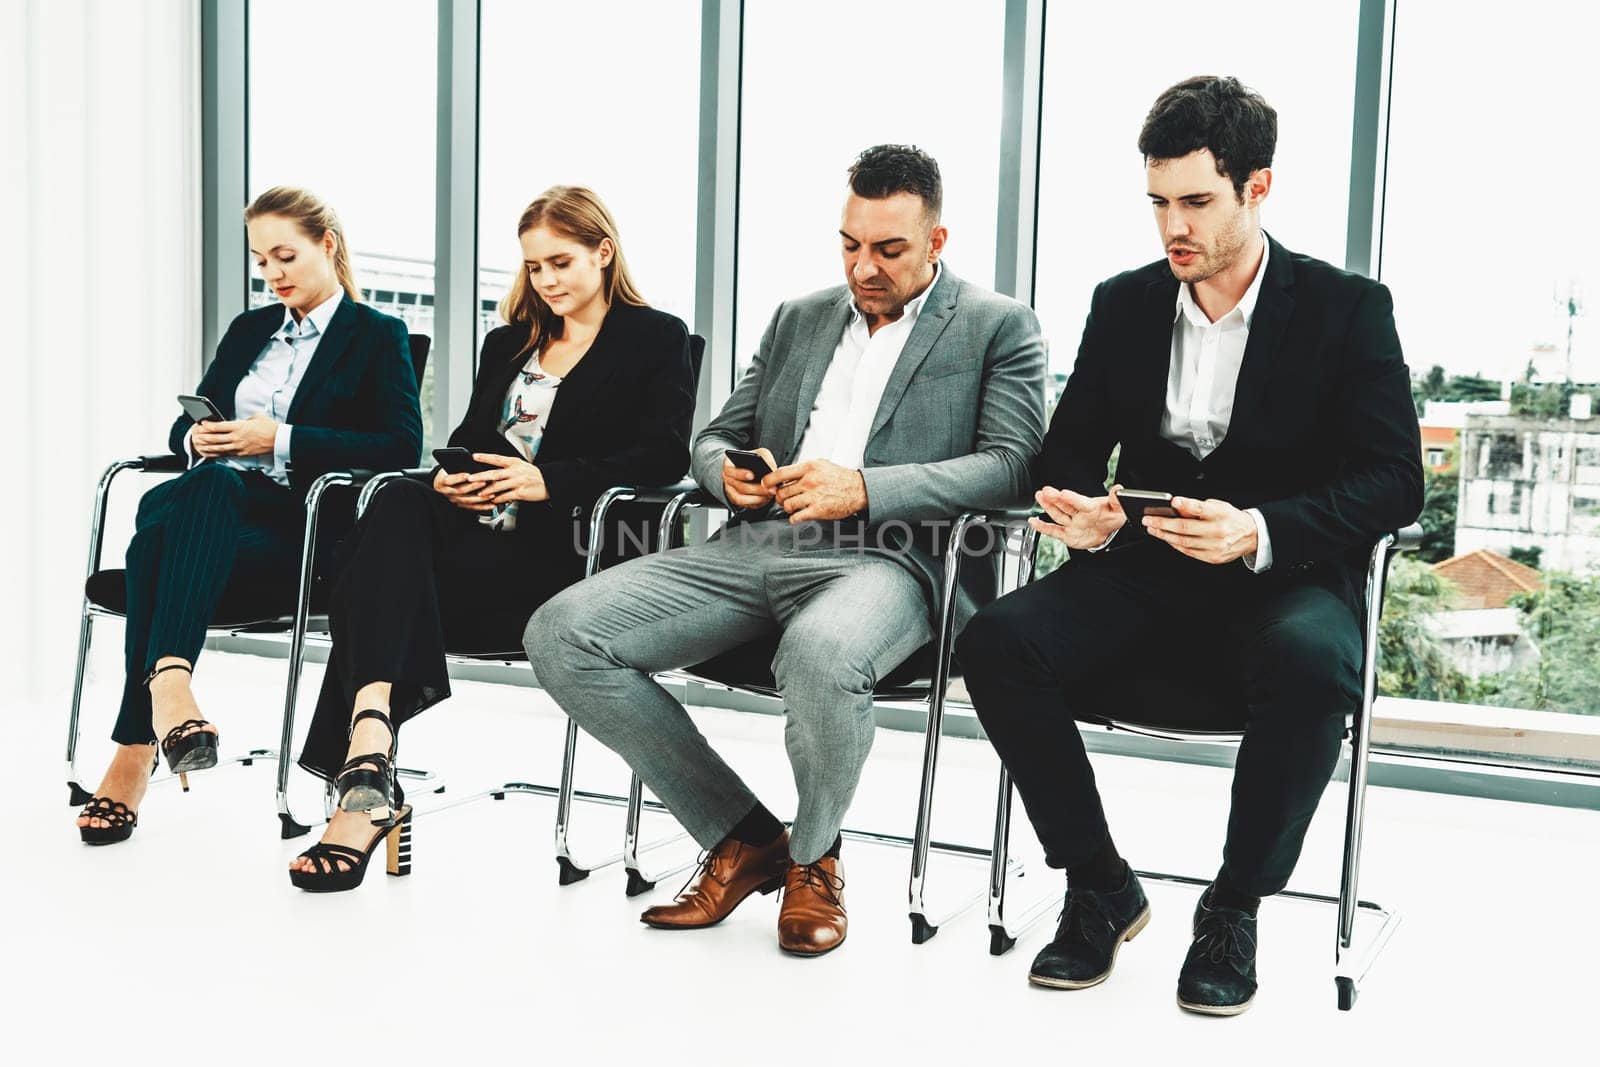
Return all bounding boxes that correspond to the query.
[167,299,423,496]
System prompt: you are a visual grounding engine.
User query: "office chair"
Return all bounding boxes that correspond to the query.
[984,522,1422,1010]
[552,485,1040,943]
[272,336,707,865]
[65,335,433,826]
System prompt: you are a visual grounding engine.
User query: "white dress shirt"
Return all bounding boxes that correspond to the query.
[1094,235,1274,571]
[794,261,942,470]
[186,289,343,487]
[1165,234,1272,571]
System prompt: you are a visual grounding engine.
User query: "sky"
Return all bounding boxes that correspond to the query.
[247,0,1599,383]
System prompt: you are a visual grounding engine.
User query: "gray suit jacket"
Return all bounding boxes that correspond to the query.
[692,267,1046,630]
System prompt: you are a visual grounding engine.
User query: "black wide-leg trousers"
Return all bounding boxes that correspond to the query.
[297,478,581,780]
[113,464,302,745]
[956,545,1362,898]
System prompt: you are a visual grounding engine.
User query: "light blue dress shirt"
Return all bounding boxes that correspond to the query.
[186,289,343,486]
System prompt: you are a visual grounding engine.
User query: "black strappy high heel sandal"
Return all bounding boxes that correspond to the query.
[288,805,414,893]
[335,709,398,821]
[78,749,159,845]
[148,663,217,791]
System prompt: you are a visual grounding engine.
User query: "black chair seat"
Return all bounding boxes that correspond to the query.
[1081,673,1249,735]
[85,569,324,628]
[446,644,527,661]
[689,636,952,701]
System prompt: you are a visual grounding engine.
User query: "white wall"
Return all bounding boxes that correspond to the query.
[1,0,200,702]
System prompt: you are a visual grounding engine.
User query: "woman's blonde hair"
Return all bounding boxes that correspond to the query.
[244,186,363,302]
[499,185,646,356]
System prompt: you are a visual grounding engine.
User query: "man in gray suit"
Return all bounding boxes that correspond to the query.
[526,145,1044,956]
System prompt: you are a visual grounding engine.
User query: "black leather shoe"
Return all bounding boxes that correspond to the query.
[1028,867,1150,989]
[1176,887,1259,1016]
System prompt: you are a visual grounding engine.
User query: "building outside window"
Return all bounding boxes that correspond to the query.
[1386,0,1600,728]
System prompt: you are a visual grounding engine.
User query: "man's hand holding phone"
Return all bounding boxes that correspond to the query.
[722,447,778,509]
[766,459,867,523]
[1141,496,1259,565]
[1029,485,1128,549]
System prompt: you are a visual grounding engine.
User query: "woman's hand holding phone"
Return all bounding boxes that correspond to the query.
[1029,484,1128,549]
[191,413,278,458]
[432,466,495,512]
[465,453,548,504]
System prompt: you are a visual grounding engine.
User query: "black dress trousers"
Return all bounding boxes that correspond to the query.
[296,477,585,779]
[955,540,1362,898]
[114,463,302,745]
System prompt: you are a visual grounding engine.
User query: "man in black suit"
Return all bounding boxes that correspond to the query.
[957,76,1423,1015]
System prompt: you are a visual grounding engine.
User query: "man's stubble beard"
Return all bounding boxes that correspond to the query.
[1176,205,1253,285]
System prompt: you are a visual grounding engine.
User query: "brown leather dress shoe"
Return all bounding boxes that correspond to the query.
[640,831,791,929]
[777,856,847,956]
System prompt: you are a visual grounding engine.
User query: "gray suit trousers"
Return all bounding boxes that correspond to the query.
[525,519,933,865]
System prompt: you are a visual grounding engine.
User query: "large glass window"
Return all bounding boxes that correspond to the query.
[1382,0,1600,726]
[1033,3,1360,393]
[246,0,438,443]
[735,1,1005,378]
[477,0,702,353]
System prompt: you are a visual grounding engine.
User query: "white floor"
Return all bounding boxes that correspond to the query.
[7,648,1598,1065]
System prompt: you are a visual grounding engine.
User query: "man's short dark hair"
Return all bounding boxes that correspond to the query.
[1138,76,1277,199]
[847,144,942,222]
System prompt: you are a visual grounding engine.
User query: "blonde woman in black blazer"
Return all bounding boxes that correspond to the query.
[287,186,695,890]
[75,186,420,847]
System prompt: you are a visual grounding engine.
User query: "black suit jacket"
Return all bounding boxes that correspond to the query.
[1041,235,1424,622]
[169,299,422,494]
[448,303,696,557]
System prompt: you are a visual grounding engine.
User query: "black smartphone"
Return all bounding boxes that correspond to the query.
[724,448,775,479]
[177,394,224,423]
[432,447,498,476]
[1114,489,1179,532]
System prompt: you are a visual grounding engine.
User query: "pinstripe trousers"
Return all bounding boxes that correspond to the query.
[112,463,302,745]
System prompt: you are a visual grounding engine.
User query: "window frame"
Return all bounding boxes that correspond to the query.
[202,0,1600,804]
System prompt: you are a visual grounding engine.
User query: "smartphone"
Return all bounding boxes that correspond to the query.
[178,394,224,423]
[724,448,775,480]
[1115,489,1180,529]
[432,447,499,476]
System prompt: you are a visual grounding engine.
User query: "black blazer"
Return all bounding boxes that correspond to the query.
[169,299,422,494]
[448,302,696,552]
[1041,234,1424,621]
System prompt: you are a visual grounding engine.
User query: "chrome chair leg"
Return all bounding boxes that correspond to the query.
[986,767,1061,955]
[617,488,700,894]
[548,716,629,884]
[542,488,646,885]
[553,718,598,883]
[907,514,994,944]
[274,472,350,840]
[65,604,96,807]
[987,767,1013,953]
[906,515,1045,945]
[66,459,139,806]
[1333,532,1399,1009]
[619,771,695,896]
